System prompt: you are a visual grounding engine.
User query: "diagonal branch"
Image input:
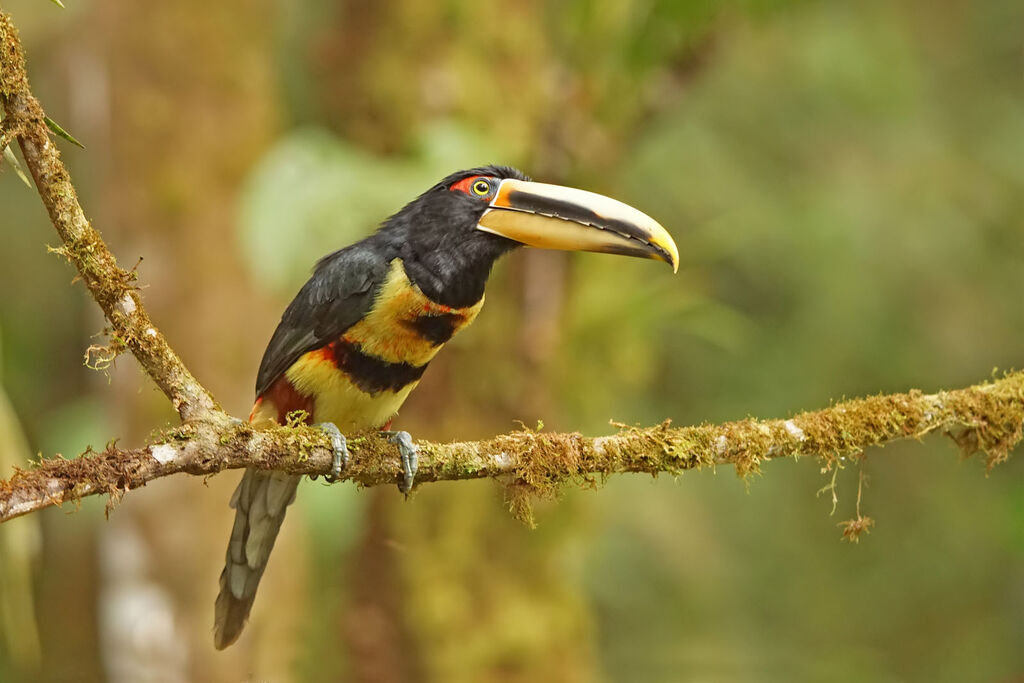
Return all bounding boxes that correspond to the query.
[0,9,1021,528]
[1,11,218,422]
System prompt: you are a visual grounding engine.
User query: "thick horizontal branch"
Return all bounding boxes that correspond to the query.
[1,11,217,421]
[1,370,1020,523]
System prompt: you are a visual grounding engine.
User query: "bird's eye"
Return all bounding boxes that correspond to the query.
[449,175,496,198]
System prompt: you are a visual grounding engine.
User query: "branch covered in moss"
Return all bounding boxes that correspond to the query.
[1,371,1021,523]
[0,9,1021,526]
[1,11,217,421]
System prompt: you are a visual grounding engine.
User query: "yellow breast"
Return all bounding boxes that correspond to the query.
[278,259,483,429]
[342,259,483,366]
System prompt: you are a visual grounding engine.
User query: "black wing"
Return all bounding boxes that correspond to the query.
[255,244,390,397]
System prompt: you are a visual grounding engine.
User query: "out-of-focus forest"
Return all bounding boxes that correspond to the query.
[1,0,1022,680]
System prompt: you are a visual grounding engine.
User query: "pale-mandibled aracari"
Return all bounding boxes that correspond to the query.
[213,165,679,649]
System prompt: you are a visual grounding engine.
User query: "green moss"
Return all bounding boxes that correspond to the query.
[0,13,29,99]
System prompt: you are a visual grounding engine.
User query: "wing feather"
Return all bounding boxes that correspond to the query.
[255,245,389,397]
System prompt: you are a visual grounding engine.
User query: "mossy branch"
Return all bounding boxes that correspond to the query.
[1,10,217,421]
[1,9,1021,526]
[0,371,1021,524]
[1,118,22,151]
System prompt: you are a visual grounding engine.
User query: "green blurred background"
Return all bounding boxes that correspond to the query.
[1,0,1022,681]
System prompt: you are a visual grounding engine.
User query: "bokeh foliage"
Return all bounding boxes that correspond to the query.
[1,0,1022,681]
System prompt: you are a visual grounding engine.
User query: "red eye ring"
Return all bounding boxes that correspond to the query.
[450,175,493,199]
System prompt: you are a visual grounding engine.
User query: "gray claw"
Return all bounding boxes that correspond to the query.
[314,422,348,483]
[383,430,418,494]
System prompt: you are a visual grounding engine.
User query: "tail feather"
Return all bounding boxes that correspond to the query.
[213,468,300,649]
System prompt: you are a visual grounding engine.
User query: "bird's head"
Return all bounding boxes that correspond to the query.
[385,165,679,274]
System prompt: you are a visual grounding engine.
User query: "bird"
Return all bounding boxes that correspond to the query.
[213,165,678,649]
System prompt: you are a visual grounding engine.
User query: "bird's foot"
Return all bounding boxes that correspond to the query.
[312,422,348,483]
[381,430,418,494]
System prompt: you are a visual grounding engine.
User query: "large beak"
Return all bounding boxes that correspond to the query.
[477,179,679,272]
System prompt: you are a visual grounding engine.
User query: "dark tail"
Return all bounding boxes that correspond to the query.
[213,468,301,649]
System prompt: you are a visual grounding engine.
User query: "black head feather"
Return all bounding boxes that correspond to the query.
[374,165,531,307]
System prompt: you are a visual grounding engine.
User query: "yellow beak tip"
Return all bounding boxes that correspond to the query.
[656,240,680,273]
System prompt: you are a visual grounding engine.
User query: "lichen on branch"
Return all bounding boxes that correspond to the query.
[0,370,1021,524]
[1,9,217,422]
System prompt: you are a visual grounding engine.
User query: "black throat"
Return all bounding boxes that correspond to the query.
[392,231,517,309]
[371,164,531,308]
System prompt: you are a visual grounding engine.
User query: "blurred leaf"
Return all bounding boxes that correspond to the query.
[3,146,32,188]
[238,121,511,292]
[48,0,66,8]
[37,397,113,463]
[0,369,42,673]
[44,115,84,149]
